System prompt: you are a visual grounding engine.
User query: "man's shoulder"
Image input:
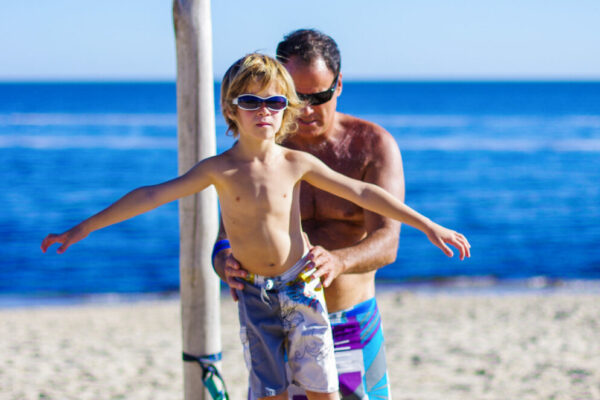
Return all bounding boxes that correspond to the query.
[336,112,398,149]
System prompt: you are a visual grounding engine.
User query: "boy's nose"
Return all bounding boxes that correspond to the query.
[257,103,271,114]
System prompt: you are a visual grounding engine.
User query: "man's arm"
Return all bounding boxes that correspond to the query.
[307,128,404,285]
[212,216,246,300]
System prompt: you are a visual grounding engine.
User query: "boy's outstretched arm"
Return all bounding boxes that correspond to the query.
[301,153,471,260]
[41,158,215,254]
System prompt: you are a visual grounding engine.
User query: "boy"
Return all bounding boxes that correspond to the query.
[42,54,470,400]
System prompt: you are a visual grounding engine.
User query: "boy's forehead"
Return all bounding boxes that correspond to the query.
[242,79,284,95]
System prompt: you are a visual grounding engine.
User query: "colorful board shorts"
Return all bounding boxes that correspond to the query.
[236,254,339,399]
[288,297,391,400]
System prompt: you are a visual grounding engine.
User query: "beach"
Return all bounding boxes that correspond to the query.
[2,288,599,400]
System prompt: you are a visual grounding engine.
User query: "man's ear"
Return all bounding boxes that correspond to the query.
[336,72,343,96]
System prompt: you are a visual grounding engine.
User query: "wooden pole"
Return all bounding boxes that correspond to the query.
[173,1,221,399]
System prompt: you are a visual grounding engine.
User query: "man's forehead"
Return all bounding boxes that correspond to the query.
[284,56,336,91]
[284,56,331,74]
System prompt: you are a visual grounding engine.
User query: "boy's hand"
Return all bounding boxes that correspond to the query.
[41,225,88,254]
[425,221,471,260]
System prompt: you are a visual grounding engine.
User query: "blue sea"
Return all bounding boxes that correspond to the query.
[1,81,599,299]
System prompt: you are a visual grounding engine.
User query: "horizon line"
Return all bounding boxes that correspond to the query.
[1,77,600,84]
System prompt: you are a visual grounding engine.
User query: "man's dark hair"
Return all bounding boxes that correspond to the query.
[276,29,341,76]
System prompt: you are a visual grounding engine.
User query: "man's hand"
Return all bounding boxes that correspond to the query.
[41,225,88,254]
[222,253,248,301]
[308,246,346,288]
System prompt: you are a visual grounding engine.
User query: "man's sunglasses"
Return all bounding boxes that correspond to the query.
[296,73,339,106]
[232,94,288,111]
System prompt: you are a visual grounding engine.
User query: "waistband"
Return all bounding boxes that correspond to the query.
[329,297,377,319]
[244,253,313,290]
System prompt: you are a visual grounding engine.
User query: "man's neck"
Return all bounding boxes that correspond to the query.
[286,113,343,150]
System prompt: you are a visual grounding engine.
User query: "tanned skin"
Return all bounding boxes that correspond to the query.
[43,77,469,400]
[214,56,469,312]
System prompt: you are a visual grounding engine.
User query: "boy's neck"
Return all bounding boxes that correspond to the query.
[233,135,280,162]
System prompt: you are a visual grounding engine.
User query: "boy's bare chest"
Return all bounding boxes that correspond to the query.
[220,162,298,209]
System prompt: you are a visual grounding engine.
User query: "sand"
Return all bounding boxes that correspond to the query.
[1,288,599,400]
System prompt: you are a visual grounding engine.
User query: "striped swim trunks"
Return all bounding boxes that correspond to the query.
[289,297,390,399]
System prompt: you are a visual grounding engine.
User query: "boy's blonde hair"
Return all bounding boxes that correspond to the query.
[220,53,302,142]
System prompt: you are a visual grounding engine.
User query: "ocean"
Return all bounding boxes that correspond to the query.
[1,81,599,297]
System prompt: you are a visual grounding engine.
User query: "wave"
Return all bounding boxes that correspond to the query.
[0,113,178,127]
[396,137,600,152]
[2,133,600,152]
[359,114,600,129]
[2,112,600,129]
[0,134,178,149]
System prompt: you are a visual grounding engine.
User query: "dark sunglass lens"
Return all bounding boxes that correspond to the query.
[265,97,287,110]
[312,91,334,106]
[297,93,310,102]
[237,95,261,109]
[299,91,334,106]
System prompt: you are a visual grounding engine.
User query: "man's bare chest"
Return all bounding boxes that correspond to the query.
[300,151,369,222]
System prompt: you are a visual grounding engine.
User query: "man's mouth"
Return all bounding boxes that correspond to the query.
[298,119,319,126]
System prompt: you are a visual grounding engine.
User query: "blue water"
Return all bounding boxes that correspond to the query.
[1,81,599,296]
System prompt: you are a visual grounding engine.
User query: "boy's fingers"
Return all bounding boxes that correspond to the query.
[41,234,58,253]
[453,234,470,260]
[440,241,453,258]
[57,243,69,254]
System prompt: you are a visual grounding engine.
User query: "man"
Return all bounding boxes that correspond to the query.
[215,29,404,399]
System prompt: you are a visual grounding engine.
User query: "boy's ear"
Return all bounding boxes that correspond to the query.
[224,108,237,122]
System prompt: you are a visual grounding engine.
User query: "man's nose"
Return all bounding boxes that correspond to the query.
[300,103,315,115]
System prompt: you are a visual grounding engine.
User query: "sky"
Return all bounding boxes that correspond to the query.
[0,0,598,81]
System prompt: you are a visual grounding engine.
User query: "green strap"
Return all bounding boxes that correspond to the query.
[182,352,230,400]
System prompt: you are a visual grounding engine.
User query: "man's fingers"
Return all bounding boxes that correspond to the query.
[225,258,241,270]
[308,247,328,278]
[229,287,239,302]
[226,277,245,291]
[225,266,245,290]
[225,265,247,279]
[321,272,334,288]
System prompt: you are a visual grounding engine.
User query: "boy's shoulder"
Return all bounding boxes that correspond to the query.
[206,147,239,166]
[281,146,316,162]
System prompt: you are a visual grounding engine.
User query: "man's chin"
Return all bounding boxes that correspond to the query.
[295,124,323,138]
